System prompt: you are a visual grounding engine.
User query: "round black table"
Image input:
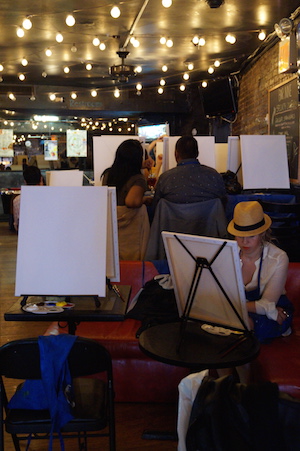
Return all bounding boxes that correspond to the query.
[139,321,260,371]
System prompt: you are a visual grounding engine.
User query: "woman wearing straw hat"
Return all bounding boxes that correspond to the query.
[227,201,293,342]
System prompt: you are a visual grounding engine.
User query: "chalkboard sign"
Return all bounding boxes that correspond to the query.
[268,76,299,182]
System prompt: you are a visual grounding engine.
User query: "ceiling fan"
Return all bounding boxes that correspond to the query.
[109,49,137,83]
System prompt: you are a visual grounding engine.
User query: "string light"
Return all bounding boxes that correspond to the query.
[18,74,25,81]
[160,79,166,86]
[187,62,194,70]
[180,84,186,91]
[16,27,25,38]
[183,72,189,80]
[166,38,173,48]
[202,81,208,88]
[56,32,63,43]
[91,90,97,97]
[64,66,70,74]
[22,17,32,30]
[162,65,168,72]
[85,63,92,71]
[208,66,214,74]
[214,60,220,67]
[160,36,167,45]
[93,37,100,46]
[162,0,172,7]
[258,30,266,41]
[21,58,28,66]
[99,42,106,51]
[110,6,121,18]
[45,48,52,57]
[114,88,120,98]
[158,87,164,94]
[135,66,142,73]
[225,33,236,44]
[136,83,142,91]
[71,92,77,99]
[66,14,75,26]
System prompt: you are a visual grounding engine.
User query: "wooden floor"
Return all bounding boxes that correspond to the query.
[0,221,178,450]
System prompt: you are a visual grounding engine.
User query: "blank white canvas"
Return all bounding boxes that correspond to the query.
[215,143,228,173]
[241,135,290,190]
[227,136,243,185]
[162,232,249,331]
[106,187,120,282]
[162,136,216,172]
[48,170,83,186]
[15,186,108,297]
[93,135,141,186]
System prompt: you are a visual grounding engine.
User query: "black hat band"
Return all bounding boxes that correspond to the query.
[234,218,265,232]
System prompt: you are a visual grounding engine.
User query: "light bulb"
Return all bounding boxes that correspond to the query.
[45,48,52,57]
[8,93,16,101]
[21,58,28,66]
[214,60,220,67]
[93,37,100,46]
[160,36,167,45]
[49,93,56,101]
[258,30,266,41]
[225,33,236,44]
[162,65,168,72]
[187,63,194,71]
[158,87,164,94]
[99,42,106,51]
[192,35,199,45]
[86,63,92,71]
[111,6,121,18]
[135,65,142,73]
[16,27,25,38]
[183,72,189,80]
[19,74,25,81]
[166,38,173,48]
[56,32,63,43]
[66,14,75,26]
[160,79,166,86]
[71,92,77,99]
[64,66,70,74]
[202,81,208,88]
[199,37,206,46]
[180,84,186,91]
[208,66,214,74]
[136,83,142,91]
[91,90,97,97]
[0,64,4,72]
[162,0,172,7]
[23,17,32,30]
[114,88,120,98]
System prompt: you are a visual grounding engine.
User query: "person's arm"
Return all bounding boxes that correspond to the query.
[125,185,145,208]
[248,251,289,322]
[13,195,20,232]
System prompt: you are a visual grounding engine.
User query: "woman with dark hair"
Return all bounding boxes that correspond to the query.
[102,139,150,260]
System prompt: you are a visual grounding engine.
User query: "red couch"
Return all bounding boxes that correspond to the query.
[51,261,300,402]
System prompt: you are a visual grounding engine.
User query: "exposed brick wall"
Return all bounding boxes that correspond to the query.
[232,41,296,136]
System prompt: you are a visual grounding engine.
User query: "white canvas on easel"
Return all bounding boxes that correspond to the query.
[15,186,108,297]
[241,135,290,190]
[93,135,142,186]
[215,143,228,173]
[106,187,120,282]
[162,231,249,331]
[47,170,83,186]
[162,136,216,172]
[227,136,243,185]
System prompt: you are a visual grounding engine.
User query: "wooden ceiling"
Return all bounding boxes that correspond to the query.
[0,0,299,122]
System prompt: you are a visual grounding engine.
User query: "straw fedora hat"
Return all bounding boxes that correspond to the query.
[227,201,272,237]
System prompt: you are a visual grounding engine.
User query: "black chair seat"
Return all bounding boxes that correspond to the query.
[0,337,116,451]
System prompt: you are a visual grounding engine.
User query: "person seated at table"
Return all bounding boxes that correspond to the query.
[227,200,293,342]
[176,202,294,451]
[102,139,150,261]
[152,135,227,210]
[13,166,44,232]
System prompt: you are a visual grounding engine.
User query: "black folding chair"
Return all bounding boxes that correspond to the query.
[0,336,116,451]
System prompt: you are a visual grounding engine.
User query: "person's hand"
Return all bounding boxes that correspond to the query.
[142,158,154,169]
[276,307,289,325]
